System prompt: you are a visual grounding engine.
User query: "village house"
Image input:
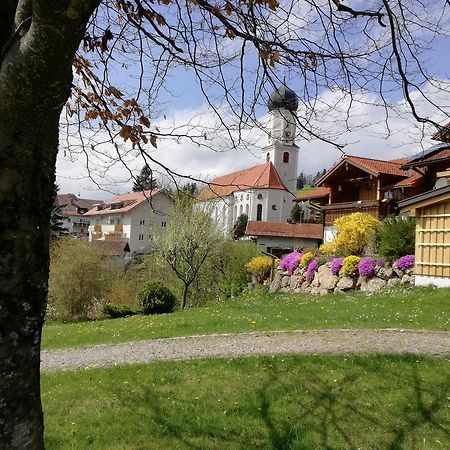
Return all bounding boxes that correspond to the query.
[296,155,422,242]
[85,189,172,254]
[55,193,101,237]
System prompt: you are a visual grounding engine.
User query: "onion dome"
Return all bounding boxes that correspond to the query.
[267,84,298,112]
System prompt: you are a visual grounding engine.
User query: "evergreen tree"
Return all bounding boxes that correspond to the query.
[133,165,157,191]
[290,203,302,223]
[50,184,67,238]
[232,214,248,239]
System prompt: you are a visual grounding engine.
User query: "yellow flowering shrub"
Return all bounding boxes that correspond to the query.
[300,251,315,267]
[341,255,361,277]
[246,256,273,280]
[319,212,379,256]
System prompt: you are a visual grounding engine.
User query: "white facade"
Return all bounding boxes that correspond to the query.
[200,90,300,237]
[415,275,450,288]
[88,192,171,254]
[263,107,299,195]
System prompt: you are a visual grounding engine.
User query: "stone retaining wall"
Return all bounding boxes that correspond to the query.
[270,262,414,295]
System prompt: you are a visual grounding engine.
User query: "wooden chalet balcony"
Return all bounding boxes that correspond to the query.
[322,200,389,226]
[93,224,102,232]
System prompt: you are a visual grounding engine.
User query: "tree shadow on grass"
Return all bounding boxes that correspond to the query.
[255,356,450,449]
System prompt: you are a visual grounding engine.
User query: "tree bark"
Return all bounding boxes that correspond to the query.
[0,1,100,447]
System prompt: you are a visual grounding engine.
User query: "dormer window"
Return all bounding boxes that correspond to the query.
[283,152,289,163]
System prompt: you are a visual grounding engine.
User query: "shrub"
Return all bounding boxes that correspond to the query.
[305,259,319,281]
[279,252,302,275]
[48,238,108,320]
[104,304,138,319]
[341,256,361,277]
[373,215,416,261]
[246,255,273,281]
[300,251,315,268]
[319,212,379,256]
[395,255,415,271]
[358,257,375,277]
[137,282,177,315]
[208,240,262,298]
[330,257,344,276]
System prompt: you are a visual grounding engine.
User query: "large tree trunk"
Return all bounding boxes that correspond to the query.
[0,2,100,447]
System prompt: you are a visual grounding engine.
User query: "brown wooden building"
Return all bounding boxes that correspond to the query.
[307,156,421,237]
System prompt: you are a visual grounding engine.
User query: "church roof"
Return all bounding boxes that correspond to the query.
[268,84,299,112]
[197,162,287,201]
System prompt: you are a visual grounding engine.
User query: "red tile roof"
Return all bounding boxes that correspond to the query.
[432,119,450,141]
[382,169,422,189]
[91,239,131,256]
[316,155,410,186]
[295,187,330,201]
[56,193,102,217]
[245,221,323,239]
[197,162,287,201]
[85,189,164,215]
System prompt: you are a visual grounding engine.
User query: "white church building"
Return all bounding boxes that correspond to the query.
[198,85,323,251]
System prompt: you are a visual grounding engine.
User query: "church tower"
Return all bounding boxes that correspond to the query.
[262,84,299,195]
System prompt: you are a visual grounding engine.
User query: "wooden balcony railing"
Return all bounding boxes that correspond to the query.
[93,225,102,232]
[322,200,389,226]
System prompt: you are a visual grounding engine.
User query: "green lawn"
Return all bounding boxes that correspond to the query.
[42,354,450,449]
[42,286,450,350]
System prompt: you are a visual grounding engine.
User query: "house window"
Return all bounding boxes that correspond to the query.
[139,219,145,225]
[257,193,263,200]
[256,204,263,221]
[161,221,167,227]
[138,234,144,241]
[266,153,270,162]
[283,152,289,163]
[272,204,277,211]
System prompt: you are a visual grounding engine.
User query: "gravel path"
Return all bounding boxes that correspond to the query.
[41,329,450,372]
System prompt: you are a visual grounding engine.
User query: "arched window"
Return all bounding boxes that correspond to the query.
[266,152,270,162]
[245,204,249,216]
[283,151,290,163]
[239,204,243,216]
[256,204,263,221]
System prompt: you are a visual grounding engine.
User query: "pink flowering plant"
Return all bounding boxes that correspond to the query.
[305,259,319,281]
[279,252,302,276]
[358,257,375,277]
[395,255,415,271]
[330,258,343,276]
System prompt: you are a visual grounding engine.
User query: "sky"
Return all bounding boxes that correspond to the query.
[55,1,450,201]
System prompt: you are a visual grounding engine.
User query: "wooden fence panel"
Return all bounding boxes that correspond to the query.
[415,200,450,277]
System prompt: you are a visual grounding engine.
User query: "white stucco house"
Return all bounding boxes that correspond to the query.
[198,84,301,237]
[85,189,172,254]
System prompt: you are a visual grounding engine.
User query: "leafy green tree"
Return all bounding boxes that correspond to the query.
[373,215,416,261]
[133,164,157,192]
[150,200,223,308]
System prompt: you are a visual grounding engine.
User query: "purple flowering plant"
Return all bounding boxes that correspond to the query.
[358,257,375,277]
[330,258,344,276]
[375,257,385,267]
[306,259,319,281]
[279,252,302,276]
[395,255,415,271]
